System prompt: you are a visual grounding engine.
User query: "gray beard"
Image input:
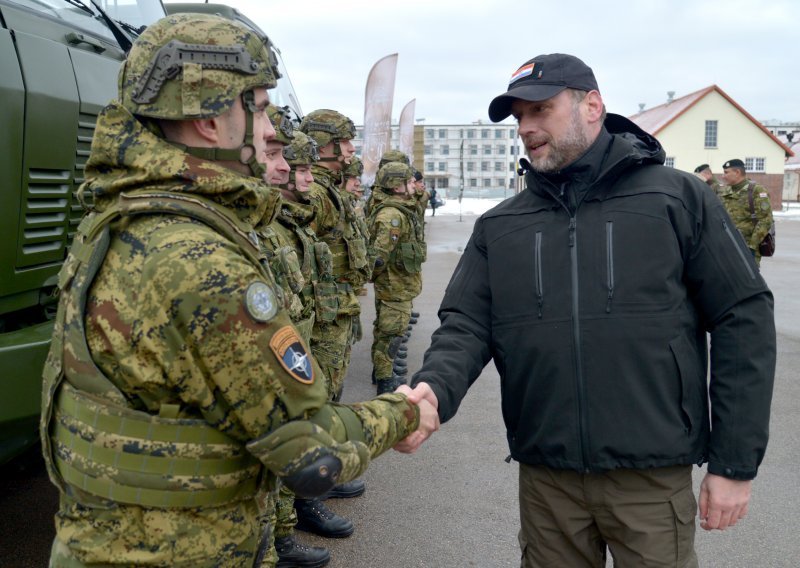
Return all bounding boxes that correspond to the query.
[527,108,592,173]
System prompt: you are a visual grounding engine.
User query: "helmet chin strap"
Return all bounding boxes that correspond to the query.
[178,90,267,179]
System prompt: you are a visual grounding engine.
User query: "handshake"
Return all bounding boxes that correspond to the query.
[393,382,440,454]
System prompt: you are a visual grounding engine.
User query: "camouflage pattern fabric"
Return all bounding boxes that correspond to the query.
[718,179,774,264]
[368,196,424,378]
[41,101,419,567]
[308,165,371,399]
[299,109,356,149]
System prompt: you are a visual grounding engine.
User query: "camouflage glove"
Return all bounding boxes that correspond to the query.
[247,421,370,498]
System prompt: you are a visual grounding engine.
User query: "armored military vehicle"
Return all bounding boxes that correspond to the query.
[0,0,302,464]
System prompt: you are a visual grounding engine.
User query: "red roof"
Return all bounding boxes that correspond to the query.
[629,85,794,158]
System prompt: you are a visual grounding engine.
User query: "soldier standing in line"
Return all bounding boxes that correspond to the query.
[367,162,426,395]
[300,110,371,404]
[718,158,775,265]
[41,14,437,567]
[342,158,370,297]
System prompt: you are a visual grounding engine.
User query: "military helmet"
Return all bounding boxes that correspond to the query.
[267,104,295,145]
[119,13,280,120]
[284,131,319,166]
[375,162,413,192]
[378,149,410,169]
[343,157,364,179]
[299,109,356,148]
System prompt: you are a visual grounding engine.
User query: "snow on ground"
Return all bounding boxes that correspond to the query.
[430,197,800,219]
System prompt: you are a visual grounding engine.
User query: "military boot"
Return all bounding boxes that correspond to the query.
[295,498,354,538]
[393,362,408,376]
[409,316,418,325]
[324,479,366,499]
[395,349,407,360]
[376,374,406,395]
[275,534,330,568]
[411,310,420,318]
[371,368,376,385]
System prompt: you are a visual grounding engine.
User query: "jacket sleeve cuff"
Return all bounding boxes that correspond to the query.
[706,461,758,481]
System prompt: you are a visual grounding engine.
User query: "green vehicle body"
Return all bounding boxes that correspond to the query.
[0,0,301,465]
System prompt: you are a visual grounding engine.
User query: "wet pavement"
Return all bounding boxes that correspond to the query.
[2,212,799,567]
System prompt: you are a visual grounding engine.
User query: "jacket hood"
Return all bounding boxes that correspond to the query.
[603,113,665,166]
[83,101,280,228]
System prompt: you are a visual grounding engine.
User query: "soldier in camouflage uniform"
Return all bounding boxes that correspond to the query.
[258,106,334,567]
[719,158,775,265]
[40,14,436,567]
[300,111,371,402]
[368,163,426,395]
[694,163,721,194]
[342,158,370,297]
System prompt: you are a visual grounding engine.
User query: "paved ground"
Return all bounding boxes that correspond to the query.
[2,212,799,567]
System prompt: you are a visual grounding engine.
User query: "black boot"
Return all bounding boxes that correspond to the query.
[371,368,376,385]
[409,317,418,325]
[324,479,365,499]
[395,350,407,359]
[411,311,420,318]
[393,364,408,376]
[376,374,406,395]
[295,498,354,538]
[275,534,330,568]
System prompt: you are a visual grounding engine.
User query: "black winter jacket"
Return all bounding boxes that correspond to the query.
[412,115,775,480]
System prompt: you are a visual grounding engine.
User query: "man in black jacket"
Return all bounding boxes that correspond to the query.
[397,53,775,567]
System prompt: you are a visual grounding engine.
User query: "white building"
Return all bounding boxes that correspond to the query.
[354,121,523,199]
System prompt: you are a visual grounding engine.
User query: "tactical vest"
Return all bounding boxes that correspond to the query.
[40,191,275,509]
[259,210,338,342]
[320,182,372,287]
[368,200,426,274]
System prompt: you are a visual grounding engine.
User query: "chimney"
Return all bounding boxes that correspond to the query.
[667,91,675,103]
[638,103,646,113]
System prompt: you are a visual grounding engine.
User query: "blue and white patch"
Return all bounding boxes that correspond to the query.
[245,281,278,322]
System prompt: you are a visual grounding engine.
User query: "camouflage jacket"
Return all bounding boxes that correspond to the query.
[718,179,774,256]
[41,102,418,567]
[367,196,424,302]
[258,198,338,343]
[308,165,371,311]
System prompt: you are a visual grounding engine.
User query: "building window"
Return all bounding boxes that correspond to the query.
[509,161,516,172]
[470,178,477,187]
[469,144,478,155]
[439,178,448,189]
[509,178,516,188]
[704,120,718,148]
[424,145,431,155]
[481,161,489,171]
[665,157,675,168]
[426,161,434,171]
[467,162,475,172]
[438,162,446,171]
[494,162,503,171]
[481,129,490,138]
[495,129,503,139]
[509,128,516,138]
[745,157,766,172]
[441,144,449,155]
[496,178,505,187]
[496,145,505,154]
[426,129,434,139]
[467,129,475,139]
[483,178,492,187]
[438,128,446,139]
[510,145,519,155]
[483,145,492,155]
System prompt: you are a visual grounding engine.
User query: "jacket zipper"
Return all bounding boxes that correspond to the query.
[606,221,614,313]
[722,221,756,280]
[534,231,543,318]
[568,215,590,471]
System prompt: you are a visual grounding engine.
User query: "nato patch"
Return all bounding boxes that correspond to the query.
[245,282,278,322]
[270,326,314,384]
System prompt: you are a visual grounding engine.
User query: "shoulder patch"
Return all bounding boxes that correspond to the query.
[270,326,314,384]
[245,282,278,322]
[391,218,400,227]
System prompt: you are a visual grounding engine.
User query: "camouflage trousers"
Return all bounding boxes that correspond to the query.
[311,314,355,401]
[371,299,412,379]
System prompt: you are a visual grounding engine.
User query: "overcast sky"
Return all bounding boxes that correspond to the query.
[166,0,797,126]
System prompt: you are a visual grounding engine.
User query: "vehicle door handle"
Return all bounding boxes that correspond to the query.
[65,32,106,53]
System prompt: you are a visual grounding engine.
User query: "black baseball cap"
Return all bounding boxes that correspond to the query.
[694,164,711,173]
[723,159,745,169]
[488,53,599,122]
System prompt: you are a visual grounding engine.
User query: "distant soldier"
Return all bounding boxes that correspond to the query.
[719,158,775,265]
[300,110,371,402]
[342,158,370,297]
[40,14,435,567]
[694,163,721,194]
[368,162,425,394]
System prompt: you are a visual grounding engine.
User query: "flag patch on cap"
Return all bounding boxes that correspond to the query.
[510,63,540,84]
